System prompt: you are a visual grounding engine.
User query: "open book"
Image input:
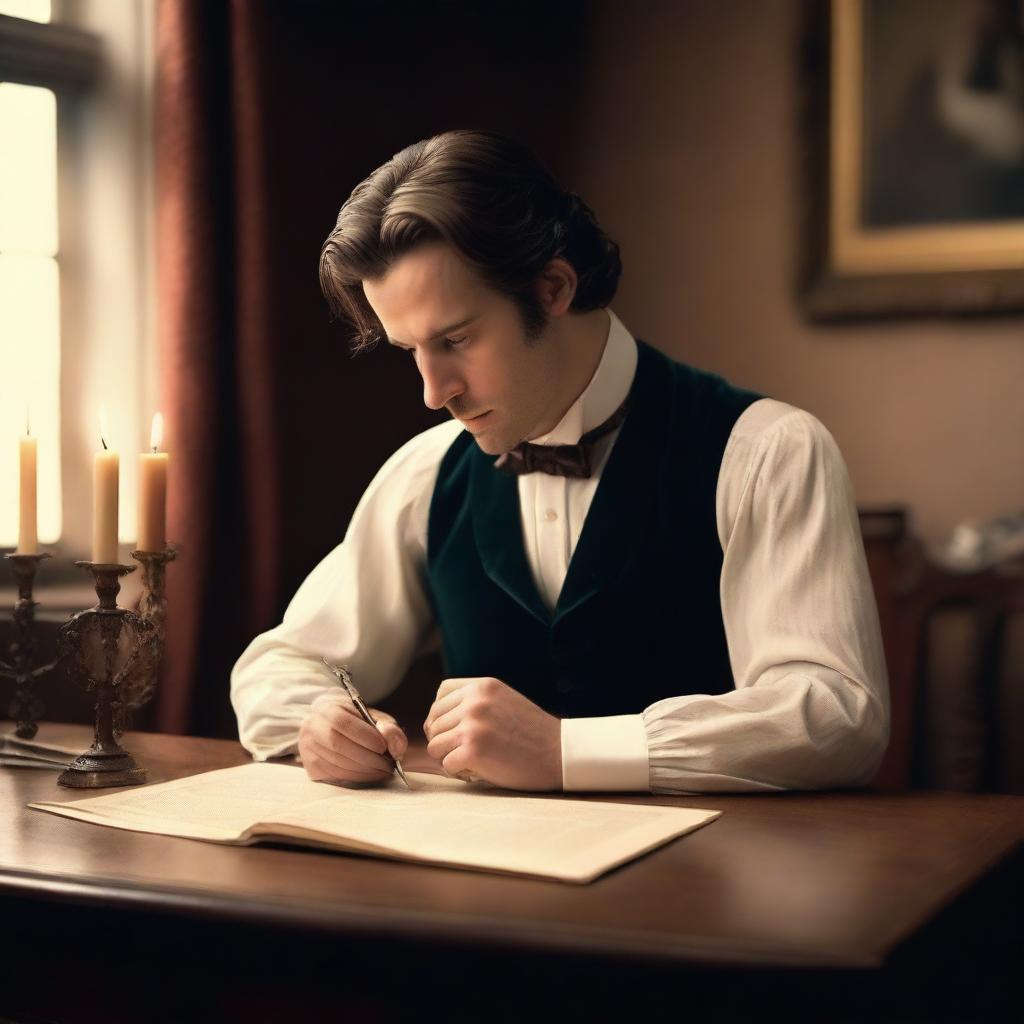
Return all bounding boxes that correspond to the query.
[31,762,721,884]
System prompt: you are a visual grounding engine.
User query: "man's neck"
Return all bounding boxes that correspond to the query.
[529,308,611,440]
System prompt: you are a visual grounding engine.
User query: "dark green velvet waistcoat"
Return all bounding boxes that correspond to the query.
[425,339,763,718]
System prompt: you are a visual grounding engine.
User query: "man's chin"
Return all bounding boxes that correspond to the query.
[472,435,506,456]
[457,411,516,456]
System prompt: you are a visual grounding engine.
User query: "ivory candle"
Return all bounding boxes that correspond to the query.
[93,407,119,565]
[138,412,167,552]
[17,418,37,554]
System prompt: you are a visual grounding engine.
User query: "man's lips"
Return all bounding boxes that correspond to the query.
[459,410,491,424]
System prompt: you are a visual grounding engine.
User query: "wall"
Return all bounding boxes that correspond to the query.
[570,0,1024,548]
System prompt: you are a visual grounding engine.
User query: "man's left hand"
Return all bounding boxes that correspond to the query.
[423,677,562,791]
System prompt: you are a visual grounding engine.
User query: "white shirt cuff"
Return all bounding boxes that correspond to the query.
[560,715,651,792]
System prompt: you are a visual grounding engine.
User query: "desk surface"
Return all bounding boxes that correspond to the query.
[2,726,1022,973]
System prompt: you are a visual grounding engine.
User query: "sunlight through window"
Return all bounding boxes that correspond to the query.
[0,1,51,23]
[0,82,61,547]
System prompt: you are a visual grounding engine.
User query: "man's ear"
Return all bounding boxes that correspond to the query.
[533,257,578,318]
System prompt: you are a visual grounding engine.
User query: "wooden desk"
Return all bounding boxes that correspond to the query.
[1,727,1021,1022]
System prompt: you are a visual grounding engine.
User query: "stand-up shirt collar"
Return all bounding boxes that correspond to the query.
[529,308,639,447]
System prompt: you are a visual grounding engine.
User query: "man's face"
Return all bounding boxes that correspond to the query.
[362,242,563,455]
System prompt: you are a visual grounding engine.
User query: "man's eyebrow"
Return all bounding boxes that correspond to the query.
[387,315,478,348]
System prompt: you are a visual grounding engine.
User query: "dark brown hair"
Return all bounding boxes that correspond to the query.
[319,128,622,352]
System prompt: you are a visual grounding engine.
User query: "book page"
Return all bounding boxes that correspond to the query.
[31,762,721,883]
[269,784,720,883]
[32,763,328,841]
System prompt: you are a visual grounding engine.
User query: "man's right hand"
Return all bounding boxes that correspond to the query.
[297,691,408,784]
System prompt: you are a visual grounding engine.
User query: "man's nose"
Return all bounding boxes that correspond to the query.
[419,352,465,411]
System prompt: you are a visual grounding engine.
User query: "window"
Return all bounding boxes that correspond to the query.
[0,0,50,24]
[0,79,61,547]
[0,0,156,566]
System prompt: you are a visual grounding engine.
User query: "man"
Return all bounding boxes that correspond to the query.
[231,128,889,794]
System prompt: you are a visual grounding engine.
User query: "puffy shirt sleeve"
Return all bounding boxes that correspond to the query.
[639,399,890,793]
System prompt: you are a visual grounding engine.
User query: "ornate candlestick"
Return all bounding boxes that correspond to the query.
[1,552,59,739]
[57,562,160,788]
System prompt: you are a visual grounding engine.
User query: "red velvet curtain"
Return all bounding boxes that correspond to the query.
[152,0,591,738]
[155,0,283,736]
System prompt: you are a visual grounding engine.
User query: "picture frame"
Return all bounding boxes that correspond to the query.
[801,0,1024,319]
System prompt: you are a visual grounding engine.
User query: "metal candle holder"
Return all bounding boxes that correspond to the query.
[57,562,160,788]
[1,552,59,739]
[131,545,176,643]
[120,545,177,729]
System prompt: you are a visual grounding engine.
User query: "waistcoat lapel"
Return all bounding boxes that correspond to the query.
[469,452,551,625]
[554,341,670,624]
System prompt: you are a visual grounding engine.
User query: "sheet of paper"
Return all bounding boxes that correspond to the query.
[1,728,78,769]
[1,728,84,758]
[30,762,721,883]
[1,755,67,770]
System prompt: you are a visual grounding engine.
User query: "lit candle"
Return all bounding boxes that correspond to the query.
[17,409,37,555]
[93,405,119,565]
[138,412,168,553]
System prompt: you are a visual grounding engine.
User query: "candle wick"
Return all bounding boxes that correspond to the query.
[101,436,108,451]
[152,445,157,454]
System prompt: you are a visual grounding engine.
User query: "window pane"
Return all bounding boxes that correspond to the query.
[0,1,50,22]
[0,254,61,546]
[0,82,58,256]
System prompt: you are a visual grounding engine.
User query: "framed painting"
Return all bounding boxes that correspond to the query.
[802,0,1024,318]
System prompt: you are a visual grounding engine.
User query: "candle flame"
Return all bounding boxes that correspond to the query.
[99,404,109,451]
[150,411,164,452]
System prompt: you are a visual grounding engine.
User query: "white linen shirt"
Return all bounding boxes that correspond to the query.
[230,308,890,794]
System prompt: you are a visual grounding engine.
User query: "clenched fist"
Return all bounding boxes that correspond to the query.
[423,677,562,791]
[298,690,408,785]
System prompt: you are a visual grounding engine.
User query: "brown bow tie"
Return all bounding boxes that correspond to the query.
[494,398,630,479]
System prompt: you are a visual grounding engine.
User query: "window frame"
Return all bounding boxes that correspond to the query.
[0,10,100,90]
